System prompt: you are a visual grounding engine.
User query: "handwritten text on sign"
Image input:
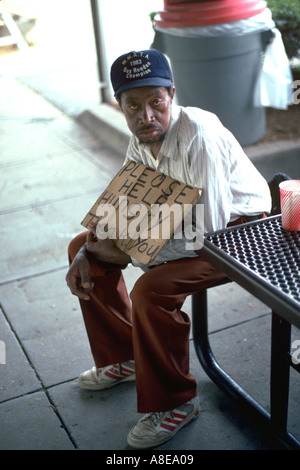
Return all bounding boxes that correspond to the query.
[81,160,201,264]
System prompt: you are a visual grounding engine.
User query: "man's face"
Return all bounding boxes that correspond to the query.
[119,86,175,146]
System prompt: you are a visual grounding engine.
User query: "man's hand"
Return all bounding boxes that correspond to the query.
[86,232,131,266]
[66,246,94,301]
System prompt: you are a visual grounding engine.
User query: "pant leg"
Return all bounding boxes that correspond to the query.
[130,256,226,413]
[68,233,226,412]
[68,233,134,367]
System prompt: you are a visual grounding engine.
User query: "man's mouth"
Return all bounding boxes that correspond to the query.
[138,125,161,138]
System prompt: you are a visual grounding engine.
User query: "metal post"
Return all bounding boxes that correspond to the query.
[90,0,113,104]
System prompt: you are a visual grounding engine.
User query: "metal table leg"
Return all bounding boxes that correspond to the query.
[270,313,291,432]
[191,291,300,449]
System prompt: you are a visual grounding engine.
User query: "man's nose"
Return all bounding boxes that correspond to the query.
[139,104,154,123]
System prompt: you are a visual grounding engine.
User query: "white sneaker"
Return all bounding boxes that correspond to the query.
[127,394,200,449]
[78,361,135,390]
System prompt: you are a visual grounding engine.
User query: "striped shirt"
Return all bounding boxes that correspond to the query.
[124,105,272,268]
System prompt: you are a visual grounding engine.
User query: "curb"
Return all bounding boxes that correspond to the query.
[78,103,300,163]
[77,104,131,157]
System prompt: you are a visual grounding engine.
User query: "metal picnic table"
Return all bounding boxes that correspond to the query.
[192,215,300,449]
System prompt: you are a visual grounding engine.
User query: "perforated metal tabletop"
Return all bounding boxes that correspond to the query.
[192,215,300,449]
[204,215,300,328]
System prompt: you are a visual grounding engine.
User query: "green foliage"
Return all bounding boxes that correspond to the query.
[267,0,300,59]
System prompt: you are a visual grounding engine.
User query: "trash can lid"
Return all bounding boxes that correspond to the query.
[154,0,267,27]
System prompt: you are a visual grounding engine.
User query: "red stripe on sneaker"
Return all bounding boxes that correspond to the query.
[105,365,134,380]
[173,411,187,419]
[121,366,134,375]
[161,422,176,431]
[105,370,122,379]
[161,411,187,431]
[164,417,182,425]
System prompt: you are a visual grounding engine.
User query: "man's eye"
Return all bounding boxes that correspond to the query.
[129,104,138,110]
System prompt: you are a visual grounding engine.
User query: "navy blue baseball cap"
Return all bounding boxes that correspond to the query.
[110,49,173,97]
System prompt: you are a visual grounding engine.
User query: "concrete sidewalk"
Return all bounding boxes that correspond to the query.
[0,74,299,451]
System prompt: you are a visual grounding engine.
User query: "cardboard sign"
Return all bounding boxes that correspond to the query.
[81,160,201,264]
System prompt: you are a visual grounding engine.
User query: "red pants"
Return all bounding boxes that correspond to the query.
[68,233,226,413]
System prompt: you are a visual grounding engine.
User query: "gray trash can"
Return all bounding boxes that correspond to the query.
[152,28,273,146]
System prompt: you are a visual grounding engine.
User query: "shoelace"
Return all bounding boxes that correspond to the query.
[142,411,170,426]
[99,363,121,373]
